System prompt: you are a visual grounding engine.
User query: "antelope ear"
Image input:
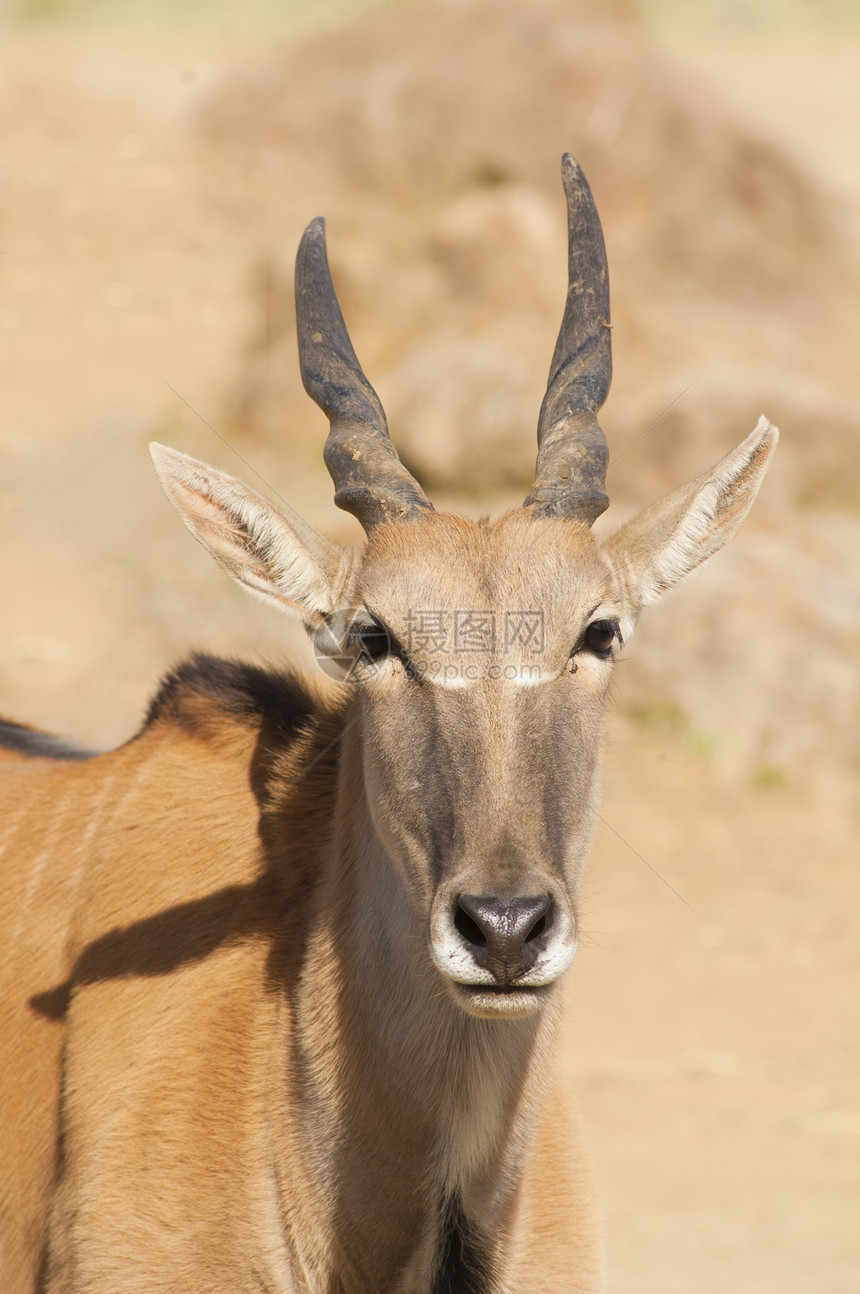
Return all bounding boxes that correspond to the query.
[150,444,347,624]
[601,417,778,631]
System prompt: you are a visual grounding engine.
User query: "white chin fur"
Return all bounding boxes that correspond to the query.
[429,934,577,989]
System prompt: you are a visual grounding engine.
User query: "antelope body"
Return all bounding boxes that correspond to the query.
[0,157,776,1293]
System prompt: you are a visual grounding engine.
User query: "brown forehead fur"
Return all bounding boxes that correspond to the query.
[354,509,617,662]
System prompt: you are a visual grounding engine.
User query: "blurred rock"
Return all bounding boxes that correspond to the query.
[616,509,860,798]
[201,0,858,508]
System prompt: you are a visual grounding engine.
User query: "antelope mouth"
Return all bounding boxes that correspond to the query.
[450,980,553,1019]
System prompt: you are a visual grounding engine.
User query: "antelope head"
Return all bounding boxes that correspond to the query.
[152,156,777,1020]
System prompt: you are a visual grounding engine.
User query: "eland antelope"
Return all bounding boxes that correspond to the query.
[0,155,776,1293]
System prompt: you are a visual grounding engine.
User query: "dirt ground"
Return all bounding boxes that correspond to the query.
[0,5,857,1291]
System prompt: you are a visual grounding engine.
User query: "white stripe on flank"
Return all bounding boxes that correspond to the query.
[6,788,76,952]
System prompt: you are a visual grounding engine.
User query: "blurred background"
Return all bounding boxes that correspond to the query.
[0,1,857,1289]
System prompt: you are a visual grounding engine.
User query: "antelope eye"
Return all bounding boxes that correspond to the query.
[583,619,618,657]
[348,619,392,662]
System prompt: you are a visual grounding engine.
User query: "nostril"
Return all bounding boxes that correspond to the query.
[454,903,488,950]
[526,913,547,943]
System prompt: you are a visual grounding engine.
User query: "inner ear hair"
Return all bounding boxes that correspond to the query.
[601,417,778,619]
[149,443,345,622]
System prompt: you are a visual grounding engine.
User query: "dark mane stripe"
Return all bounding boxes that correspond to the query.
[141,652,319,744]
[433,1195,495,1294]
[0,718,96,762]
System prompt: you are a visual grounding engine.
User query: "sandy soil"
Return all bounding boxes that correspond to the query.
[0,11,857,1292]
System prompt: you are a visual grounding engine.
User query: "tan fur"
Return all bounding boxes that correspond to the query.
[0,422,776,1292]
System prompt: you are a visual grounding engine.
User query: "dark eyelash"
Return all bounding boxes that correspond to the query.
[347,617,405,664]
